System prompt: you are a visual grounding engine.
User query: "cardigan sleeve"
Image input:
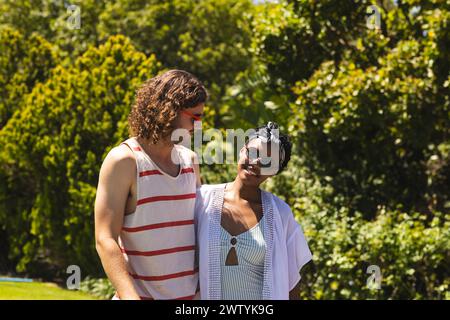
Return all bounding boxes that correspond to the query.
[286,224,312,290]
[272,195,313,290]
[273,197,312,291]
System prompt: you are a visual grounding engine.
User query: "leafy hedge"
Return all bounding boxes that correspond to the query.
[267,155,449,299]
[0,26,59,127]
[0,0,448,299]
[0,35,160,276]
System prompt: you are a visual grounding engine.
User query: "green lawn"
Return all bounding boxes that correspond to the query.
[0,281,99,300]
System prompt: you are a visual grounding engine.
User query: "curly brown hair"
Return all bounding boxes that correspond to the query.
[128,69,207,144]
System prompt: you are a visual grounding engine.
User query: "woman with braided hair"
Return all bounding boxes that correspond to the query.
[195,122,312,300]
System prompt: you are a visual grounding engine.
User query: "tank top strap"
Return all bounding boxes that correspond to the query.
[121,137,142,152]
[120,137,150,172]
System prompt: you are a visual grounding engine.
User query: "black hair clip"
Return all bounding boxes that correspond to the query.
[267,121,278,130]
[265,122,280,144]
[249,122,280,143]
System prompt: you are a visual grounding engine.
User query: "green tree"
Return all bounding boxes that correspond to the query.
[0,35,160,276]
[0,0,62,39]
[252,0,374,90]
[267,155,449,299]
[1,0,255,128]
[0,0,107,58]
[98,0,254,127]
[0,26,59,127]
[291,5,450,215]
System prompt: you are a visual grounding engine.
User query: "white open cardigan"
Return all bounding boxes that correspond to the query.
[194,184,312,300]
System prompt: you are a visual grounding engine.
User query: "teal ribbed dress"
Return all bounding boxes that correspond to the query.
[220,215,266,300]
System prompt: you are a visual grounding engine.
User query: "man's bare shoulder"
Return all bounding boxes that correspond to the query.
[101,144,136,177]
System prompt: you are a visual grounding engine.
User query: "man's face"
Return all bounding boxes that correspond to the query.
[174,103,205,136]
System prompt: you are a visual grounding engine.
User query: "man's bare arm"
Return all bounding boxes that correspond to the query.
[94,146,140,300]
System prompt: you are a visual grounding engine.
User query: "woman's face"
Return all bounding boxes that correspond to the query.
[237,138,278,187]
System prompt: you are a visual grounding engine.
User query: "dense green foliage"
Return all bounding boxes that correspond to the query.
[0,0,448,299]
[0,34,160,276]
[0,26,59,127]
[267,155,449,299]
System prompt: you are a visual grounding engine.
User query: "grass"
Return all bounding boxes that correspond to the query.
[0,281,99,300]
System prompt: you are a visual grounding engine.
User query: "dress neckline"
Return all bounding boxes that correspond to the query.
[220,214,265,238]
[220,183,265,237]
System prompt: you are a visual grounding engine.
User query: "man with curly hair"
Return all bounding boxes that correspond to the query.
[95,70,207,300]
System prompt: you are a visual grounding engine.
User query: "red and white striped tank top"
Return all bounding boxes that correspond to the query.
[118,137,198,300]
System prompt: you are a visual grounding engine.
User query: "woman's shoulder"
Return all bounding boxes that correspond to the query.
[266,192,290,212]
[264,191,297,223]
[265,192,304,240]
[197,183,227,198]
[195,184,227,218]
